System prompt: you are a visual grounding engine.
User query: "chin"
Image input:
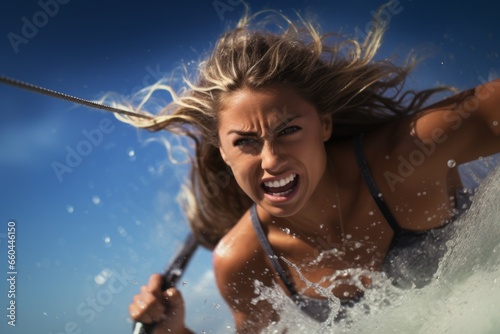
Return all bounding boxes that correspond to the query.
[260,202,302,218]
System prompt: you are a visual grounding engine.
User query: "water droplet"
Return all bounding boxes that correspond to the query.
[104,235,111,244]
[493,120,498,126]
[128,148,136,161]
[43,312,48,316]
[171,268,182,276]
[92,196,101,205]
[447,159,456,168]
[66,205,74,214]
[368,211,374,216]
[95,275,106,285]
[282,228,290,234]
[319,224,324,229]
[94,269,112,285]
[117,226,127,237]
[345,234,352,240]
[182,281,187,287]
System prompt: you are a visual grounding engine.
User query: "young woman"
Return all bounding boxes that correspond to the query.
[123,6,500,333]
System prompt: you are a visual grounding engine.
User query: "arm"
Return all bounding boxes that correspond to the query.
[412,79,500,164]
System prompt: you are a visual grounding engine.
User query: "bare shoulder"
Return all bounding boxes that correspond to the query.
[214,210,261,275]
[213,209,278,331]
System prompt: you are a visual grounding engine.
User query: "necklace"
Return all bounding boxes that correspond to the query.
[330,157,346,252]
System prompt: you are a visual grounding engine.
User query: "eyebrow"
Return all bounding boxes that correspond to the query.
[226,115,301,136]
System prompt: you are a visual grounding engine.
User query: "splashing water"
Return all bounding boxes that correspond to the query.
[256,163,500,334]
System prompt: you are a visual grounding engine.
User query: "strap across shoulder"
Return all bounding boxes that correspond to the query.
[250,204,299,297]
[353,133,402,234]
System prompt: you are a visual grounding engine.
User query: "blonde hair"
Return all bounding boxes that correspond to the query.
[104,4,450,249]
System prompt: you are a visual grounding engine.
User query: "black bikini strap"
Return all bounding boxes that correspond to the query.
[250,204,299,297]
[353,134,401,233]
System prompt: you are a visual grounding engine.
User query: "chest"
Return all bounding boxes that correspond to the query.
[269,175,457,298]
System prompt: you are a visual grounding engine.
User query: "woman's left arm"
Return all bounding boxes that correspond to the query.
[473,79,500,135]
[412,79,500,164]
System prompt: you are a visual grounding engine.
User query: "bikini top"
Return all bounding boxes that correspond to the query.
[249,133,473,322]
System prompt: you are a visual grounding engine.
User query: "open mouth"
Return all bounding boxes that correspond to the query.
[261,174,299,198]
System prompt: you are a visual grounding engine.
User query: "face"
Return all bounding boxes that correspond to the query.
[218,85,332,217]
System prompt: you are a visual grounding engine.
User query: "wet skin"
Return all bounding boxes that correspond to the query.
[213,81,500,332]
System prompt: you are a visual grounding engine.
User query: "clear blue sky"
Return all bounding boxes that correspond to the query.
[0,0,498,333]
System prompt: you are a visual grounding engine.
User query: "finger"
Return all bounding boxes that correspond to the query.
[130,304,155,324]
[130,295,166,323]
[133,291,155,306]
[130,302,151,322]
[134,291,166,315]
[147,274,165,297]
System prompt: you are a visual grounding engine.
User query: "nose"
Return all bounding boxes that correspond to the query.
[260,141,286,172]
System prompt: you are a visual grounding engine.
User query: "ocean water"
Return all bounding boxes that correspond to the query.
[256,159,500,334]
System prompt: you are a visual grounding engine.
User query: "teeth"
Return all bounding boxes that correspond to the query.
[264,174,296,188]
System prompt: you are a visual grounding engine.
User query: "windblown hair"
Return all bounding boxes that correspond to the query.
[106,5,450,249]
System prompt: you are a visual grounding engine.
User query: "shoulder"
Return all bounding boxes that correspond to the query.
[214,210,259,274]
[408,80,500,163]
[212,208,278,327]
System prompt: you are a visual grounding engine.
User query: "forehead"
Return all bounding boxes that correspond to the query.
[218,86,315,129]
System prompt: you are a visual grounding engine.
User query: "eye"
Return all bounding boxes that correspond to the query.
[233,137,257,147]
[278,126,301,136]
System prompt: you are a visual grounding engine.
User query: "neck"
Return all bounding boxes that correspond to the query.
[275,149,345,239]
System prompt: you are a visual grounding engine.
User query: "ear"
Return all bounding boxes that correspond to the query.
[321,113,333,142]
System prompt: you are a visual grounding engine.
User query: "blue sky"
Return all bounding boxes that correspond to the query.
[0,0,499,333]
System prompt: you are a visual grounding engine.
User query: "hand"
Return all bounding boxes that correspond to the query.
[129,274,188,334]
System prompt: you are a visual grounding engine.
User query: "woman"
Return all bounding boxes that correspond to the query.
[124,5,500,333]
